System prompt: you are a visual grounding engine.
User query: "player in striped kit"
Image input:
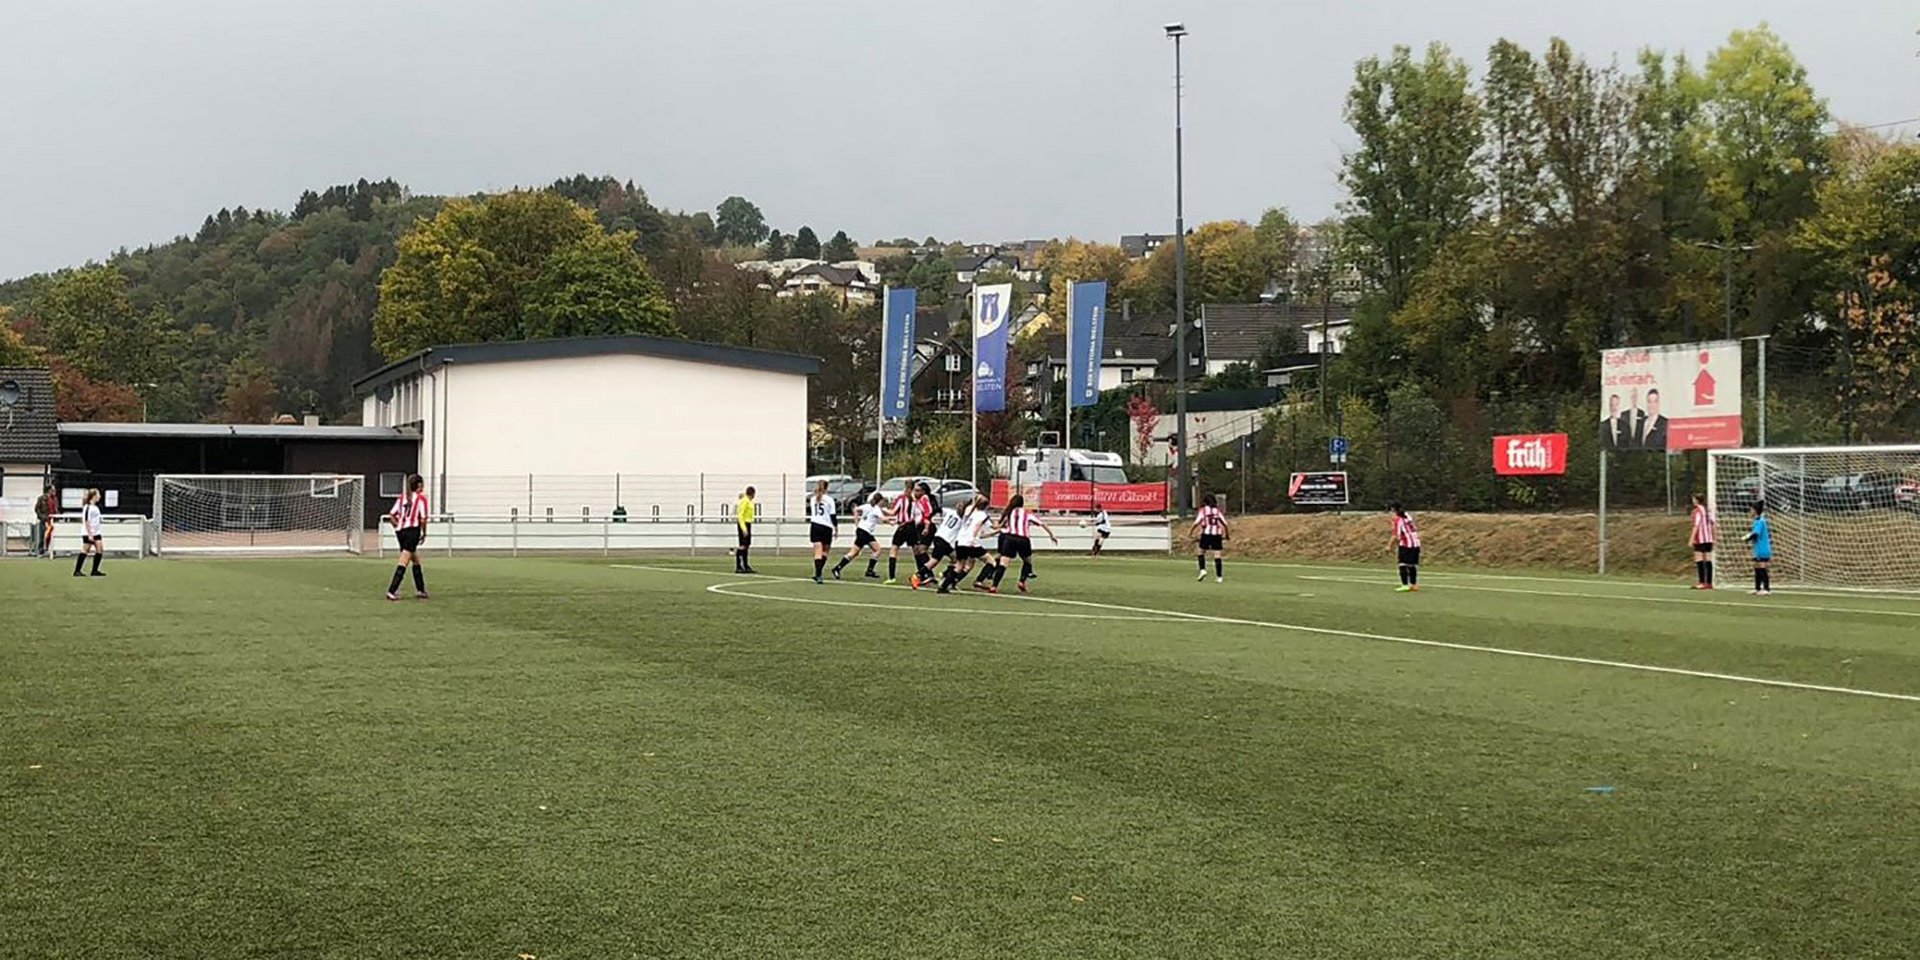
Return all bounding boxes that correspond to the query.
[1390,502,1421,593]
[884,485,917,584]
[832,493,889,580]
[979,494,1057,593]
[1689,493,1716,590]
[1189,495,1230,582]
[807,479,837,584]
[385,474,430,600]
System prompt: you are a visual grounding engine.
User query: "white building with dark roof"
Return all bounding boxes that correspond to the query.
[354,335,821,517]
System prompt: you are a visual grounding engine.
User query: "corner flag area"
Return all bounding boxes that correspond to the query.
[5,556,1919,957]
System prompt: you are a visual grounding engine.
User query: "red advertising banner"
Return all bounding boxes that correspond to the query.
[989,479,1169,513]
[1492,433,1570,476]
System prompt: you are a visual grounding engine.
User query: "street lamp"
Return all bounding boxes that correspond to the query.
[1165,21,1191,517]
[1684,239,1759,339]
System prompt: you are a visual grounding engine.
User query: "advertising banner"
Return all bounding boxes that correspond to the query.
[1288,471,1350,506]
[1067,280,1108,408]
[879,287,917,419]
[1599,341,1741,452]
[973,283,1012,413]
[988,479,1169,513]
[1492,433,1569,476]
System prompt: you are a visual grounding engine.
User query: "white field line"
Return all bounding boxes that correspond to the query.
[611,564,1196,623]
[1238,559,1920,601]
[1293,574,1920,620]
[613,562,1920,705]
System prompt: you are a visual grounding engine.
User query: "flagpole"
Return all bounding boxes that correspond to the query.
[876,288,889,490]
[1064,283,1074,458]
[970,323,979,489]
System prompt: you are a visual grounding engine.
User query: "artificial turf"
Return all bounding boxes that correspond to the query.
[3,553,1918,958]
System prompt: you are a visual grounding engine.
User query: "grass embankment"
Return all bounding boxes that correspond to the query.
[1185,511,1692,576]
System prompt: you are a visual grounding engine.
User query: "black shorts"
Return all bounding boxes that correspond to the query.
[998,534,1033,559]
[396,526,423,553]
[1198,534,1225,552]
[929,538,954,563]
[1398,545,1421,566]
[1095,529,1111,541]
[809,525,834,546]
[957,545,987,561]
[82,534,102,546]
[891,525,918,548]
[854,528,876,549]
[1693,542,1713,554]
[737,524,752,548]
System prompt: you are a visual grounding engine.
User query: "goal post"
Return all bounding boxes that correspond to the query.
[1707,446,1920,592]
[154,474,366,555]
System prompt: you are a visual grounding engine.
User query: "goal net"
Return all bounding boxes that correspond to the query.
[1708,446,1920,592]
[154,474,366,555]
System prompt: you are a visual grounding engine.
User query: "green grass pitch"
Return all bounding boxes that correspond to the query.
[4,553,1919,958]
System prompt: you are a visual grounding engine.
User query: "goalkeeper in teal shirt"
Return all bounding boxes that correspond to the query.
[1743,501,1773,596]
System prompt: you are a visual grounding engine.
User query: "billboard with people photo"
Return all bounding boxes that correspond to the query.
[1599,341,1742,452]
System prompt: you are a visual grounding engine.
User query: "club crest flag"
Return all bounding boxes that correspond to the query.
[880,287,916,420]
[973,283,1012,413]
[1067,280,1108,408]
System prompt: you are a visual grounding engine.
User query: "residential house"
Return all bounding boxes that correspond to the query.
[778,263,879,305]
[1026,334,1174,404]
[1120,233,1172,259]
[1199,302,1356,378]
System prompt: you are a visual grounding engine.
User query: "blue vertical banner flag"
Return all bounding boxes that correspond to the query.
[972,283,1013,413]
[879,287,916,419]
[1067,280,1108,408]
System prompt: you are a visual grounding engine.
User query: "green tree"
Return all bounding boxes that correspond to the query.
[792,226,822,259]
[1341,42,1484,310]
[373,190,676,358]
[522,231,675,340]
[822,230,858,263]
[714,196,769,247]
[764,229,790,260]
[905,256,954,306]
[27,265,174,385]
[1253,208,1300,295]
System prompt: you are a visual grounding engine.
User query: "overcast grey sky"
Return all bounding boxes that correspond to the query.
[3,0,1915,279]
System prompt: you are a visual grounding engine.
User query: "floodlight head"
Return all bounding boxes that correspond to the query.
[0,380,19,408]
[1164,22,1187,37]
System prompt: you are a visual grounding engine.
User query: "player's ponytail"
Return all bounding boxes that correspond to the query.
[1002,493,1023,527]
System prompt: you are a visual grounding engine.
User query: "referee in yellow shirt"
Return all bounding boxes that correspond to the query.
[734,486,757,573]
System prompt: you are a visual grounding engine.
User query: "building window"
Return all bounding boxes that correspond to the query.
[379,472,406,497]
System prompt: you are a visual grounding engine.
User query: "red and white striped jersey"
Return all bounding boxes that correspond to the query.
[1196,505,1228,536]
[914,495,935,526]
[390,491,429,530]
[1690,505,1716,545]
[1004,508,1035,537]
[1392,512,1421,549]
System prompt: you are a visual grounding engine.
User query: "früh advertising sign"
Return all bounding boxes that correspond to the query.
[1598,341,1742,452]
[1493,433,1569,476]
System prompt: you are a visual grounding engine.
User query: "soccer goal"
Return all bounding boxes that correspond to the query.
[1708,446,1920,592]
[154,474,366,555]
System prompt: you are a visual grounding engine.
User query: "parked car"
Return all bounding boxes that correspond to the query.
[804,474,869,513]
[1809,471,1920,512]
[1730,471,1807,514]
[934,479,979,510]
[876,475,935,506]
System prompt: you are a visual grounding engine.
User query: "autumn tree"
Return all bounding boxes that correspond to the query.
[373,190,676,358]
[714,196,769,247]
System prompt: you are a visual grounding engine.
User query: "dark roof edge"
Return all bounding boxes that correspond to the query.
[352,335,823,396]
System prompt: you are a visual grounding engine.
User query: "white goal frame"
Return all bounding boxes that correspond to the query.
[153,473,365,555]
[1707,445,1920,593]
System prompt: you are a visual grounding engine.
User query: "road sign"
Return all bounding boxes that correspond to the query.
[1330,436,1349,464]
